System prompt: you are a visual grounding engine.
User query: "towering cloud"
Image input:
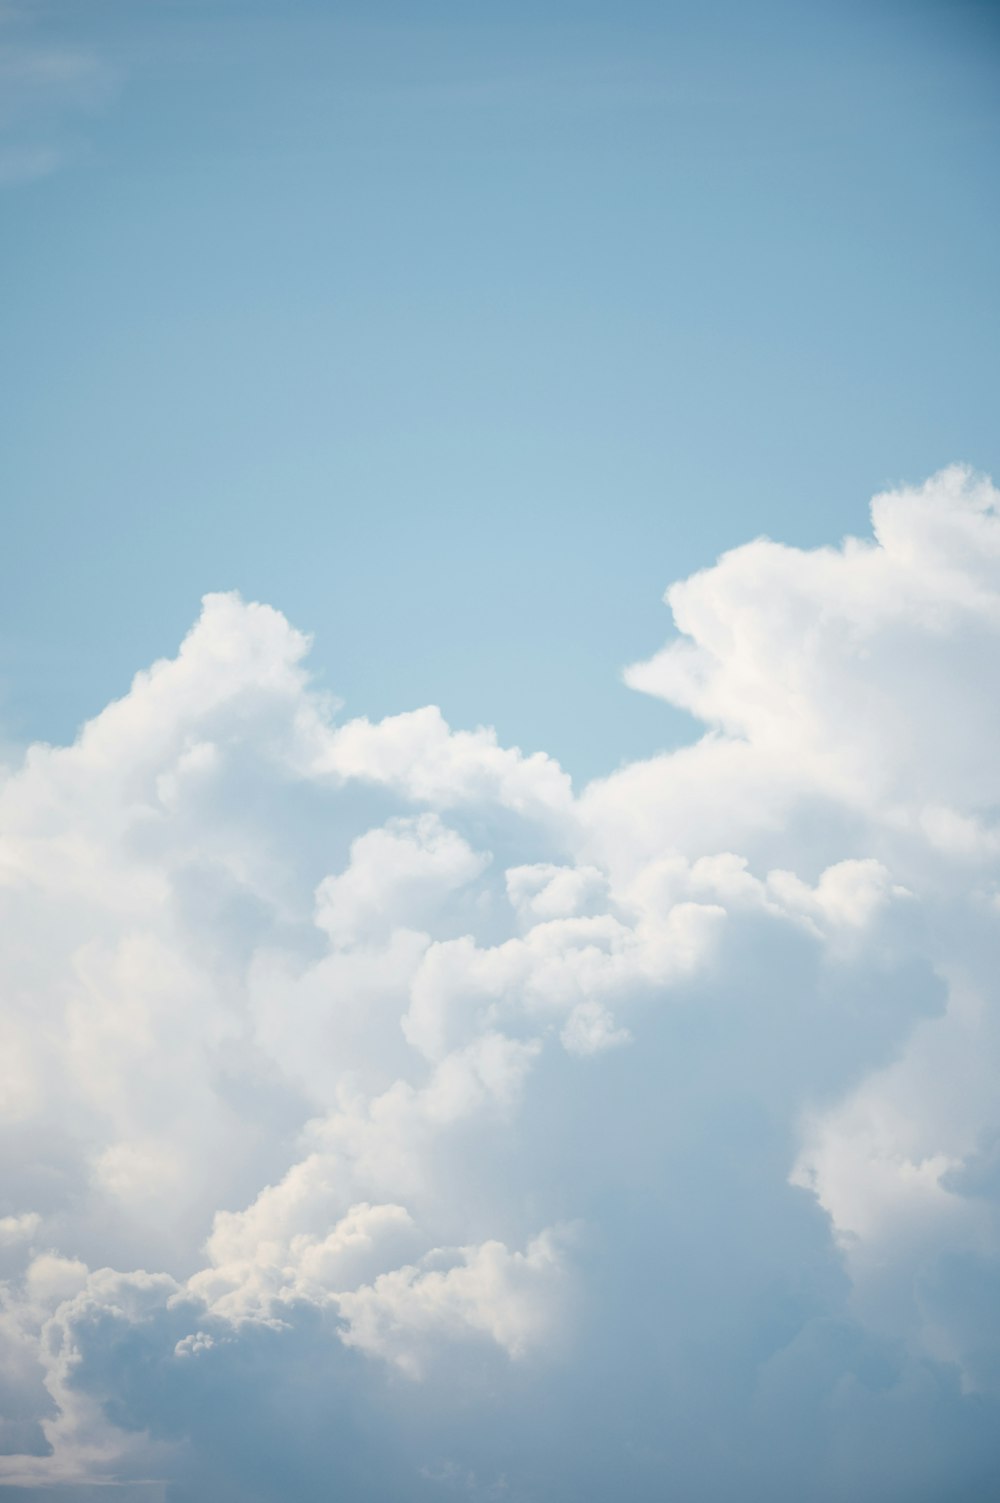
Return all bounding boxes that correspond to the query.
[1,466,999,1500]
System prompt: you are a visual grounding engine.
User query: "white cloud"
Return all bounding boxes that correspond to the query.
[0,1211,40,1246]
[315,814,490,949]
[590,464,1000,877]
[335,1230,569,1376]
[1,468,1000,1496]
[312,703,575,823]
[505,862,608,923]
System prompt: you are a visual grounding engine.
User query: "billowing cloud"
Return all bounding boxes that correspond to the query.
[1,466,999,1499]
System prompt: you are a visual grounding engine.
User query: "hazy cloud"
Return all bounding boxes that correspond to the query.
[0,11,115,185]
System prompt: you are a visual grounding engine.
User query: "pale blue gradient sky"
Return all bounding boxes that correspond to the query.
[2,0,999,779]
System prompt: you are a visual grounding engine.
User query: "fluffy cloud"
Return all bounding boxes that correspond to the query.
[1,466,999,1499]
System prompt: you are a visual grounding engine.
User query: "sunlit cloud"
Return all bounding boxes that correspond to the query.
[1,468,999,1498]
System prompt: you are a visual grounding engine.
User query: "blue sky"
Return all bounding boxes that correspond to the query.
[3,7,1000,1502]
[3,0,999,779]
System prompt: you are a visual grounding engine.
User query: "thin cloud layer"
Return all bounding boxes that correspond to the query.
[0,9,114,186]
[1,467,999,1500]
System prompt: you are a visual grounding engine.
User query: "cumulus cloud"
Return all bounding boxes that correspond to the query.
[314,815,490,949]
[1,466,999,1498]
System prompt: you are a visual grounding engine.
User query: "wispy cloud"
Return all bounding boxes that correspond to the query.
[0,11,116,184]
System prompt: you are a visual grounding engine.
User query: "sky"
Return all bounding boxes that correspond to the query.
[3,0,1000,779]
[2,3,1000,1501]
